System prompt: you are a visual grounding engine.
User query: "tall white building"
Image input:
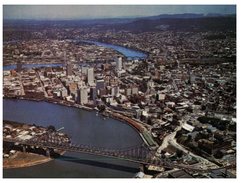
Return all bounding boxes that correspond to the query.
[81,66,88,75]
[78,87,88,105]
[87,68,94,85]
[116,57,122,71]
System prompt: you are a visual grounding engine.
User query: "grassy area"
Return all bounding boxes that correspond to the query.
[142,130,157,147]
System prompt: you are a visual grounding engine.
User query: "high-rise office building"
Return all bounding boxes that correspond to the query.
[64,51,73,76]
[78,87,88,105]
[116,57,122,71]
[96,79,105,90]
[81,66,88,75]
[90,87,97,101]
[87,68,94,85]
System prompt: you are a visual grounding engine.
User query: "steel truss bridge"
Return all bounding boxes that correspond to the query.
[3,134,235,173]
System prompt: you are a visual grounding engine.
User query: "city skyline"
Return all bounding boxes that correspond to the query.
[2,3,237,178]
[3,5,236,20]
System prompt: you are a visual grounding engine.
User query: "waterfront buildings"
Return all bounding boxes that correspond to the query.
[87,68,94,86]
[78,87,88,105]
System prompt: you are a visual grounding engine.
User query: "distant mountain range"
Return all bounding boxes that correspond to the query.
[139,13,235,20]
[4,13,235,24]
[3,13,236,33]
[114,15,236,32]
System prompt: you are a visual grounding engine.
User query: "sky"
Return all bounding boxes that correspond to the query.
[3,5,236,20]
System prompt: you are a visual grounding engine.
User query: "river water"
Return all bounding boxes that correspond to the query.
[3,40,147,71]
[3,41,147,178]
[82,40,147,59]
[3,99,143,178]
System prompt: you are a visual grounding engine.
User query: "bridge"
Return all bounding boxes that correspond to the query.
[4,136,161,166]
[3,132,235,173]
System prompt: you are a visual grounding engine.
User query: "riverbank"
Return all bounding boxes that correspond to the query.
[85,39,149,58]
[102,110,158,149]
[4,152,50,169]
[3,95,93,111]
[3,120,67,169]
[3,98,145,177]
[3,150,66,169]
[4,96,157,149]
[3,39,147,71]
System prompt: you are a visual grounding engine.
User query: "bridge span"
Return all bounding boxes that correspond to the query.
[3,136,235,173]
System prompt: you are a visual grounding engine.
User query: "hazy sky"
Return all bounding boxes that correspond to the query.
[3,5,236,20]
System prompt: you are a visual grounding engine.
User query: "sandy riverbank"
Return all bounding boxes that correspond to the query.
[3,151,65,169]
[4,152,52,169]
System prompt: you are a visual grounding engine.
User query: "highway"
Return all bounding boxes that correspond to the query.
[156,116,219,170]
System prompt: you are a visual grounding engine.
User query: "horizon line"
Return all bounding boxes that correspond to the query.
[3,12,236,21]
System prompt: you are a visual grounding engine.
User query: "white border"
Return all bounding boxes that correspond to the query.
[1,0,238,5]
[0,1,239,183]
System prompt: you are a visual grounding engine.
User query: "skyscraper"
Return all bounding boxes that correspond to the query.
[96,79,105,90]
[64,51,73,76]
[81,66,88,75]
[90,87,97,102]
[87,68,94,85]
[116,57,122,71]
[78,87,88,105]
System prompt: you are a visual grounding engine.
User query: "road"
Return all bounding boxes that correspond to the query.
[156,116,219,170]
[156,125,181,153]
[35,70,48,98]
[17,73,25,96]
[169,138,219,169]
[156,118,185,154]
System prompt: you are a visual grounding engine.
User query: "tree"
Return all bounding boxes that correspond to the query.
[97,105,106,112]
[214,150,224,159]
[47,125,56,132]
[176,149,183,158]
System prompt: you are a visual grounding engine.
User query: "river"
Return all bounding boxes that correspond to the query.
[82,40,147,59]
[3,41,147,178]
[3,99,143,178]
[3,40,147,71]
